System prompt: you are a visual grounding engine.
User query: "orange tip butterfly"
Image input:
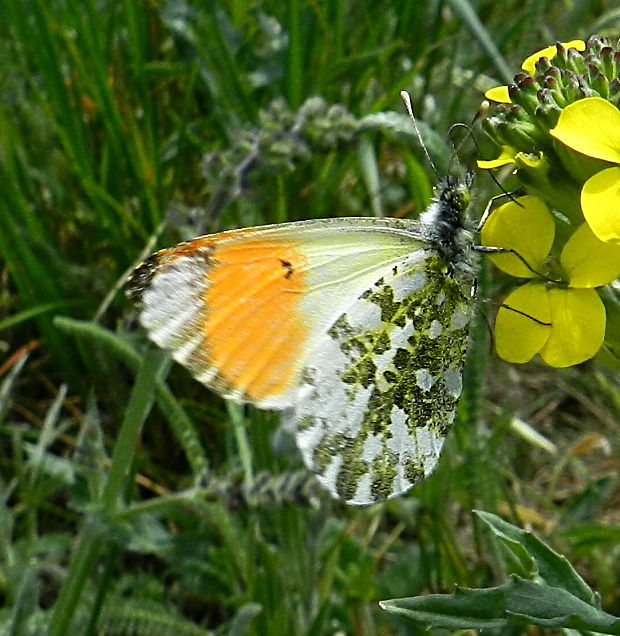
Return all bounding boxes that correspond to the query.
[127,95,477,505]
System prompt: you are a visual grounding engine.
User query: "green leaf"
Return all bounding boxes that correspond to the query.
[0,300,72,331]
[380,576,620,633]
[476,511,598,606]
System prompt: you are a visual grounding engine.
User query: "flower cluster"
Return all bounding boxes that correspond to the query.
[478,36,620,368]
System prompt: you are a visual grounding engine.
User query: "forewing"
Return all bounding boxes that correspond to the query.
[127,217,424,409]
[287,253,473,505]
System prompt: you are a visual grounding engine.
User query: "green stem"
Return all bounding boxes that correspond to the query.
[286,0,302,108]
[48,349,165,636]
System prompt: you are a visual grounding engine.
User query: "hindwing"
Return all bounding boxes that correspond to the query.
[287,252,473,505]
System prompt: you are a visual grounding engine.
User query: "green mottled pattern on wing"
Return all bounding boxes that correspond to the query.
[290,253,472,505]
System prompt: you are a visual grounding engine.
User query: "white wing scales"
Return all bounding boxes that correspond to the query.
[286,252,473,505]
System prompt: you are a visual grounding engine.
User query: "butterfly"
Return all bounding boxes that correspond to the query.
[126,173,477,505]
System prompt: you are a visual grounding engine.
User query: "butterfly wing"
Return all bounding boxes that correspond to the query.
[287,251,473,505]
[127,217,426,410]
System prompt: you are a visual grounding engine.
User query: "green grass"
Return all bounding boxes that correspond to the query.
[1,1,620,634]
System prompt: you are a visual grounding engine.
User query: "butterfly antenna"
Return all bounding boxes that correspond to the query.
[449,117,523,211]
[400,90,440,180]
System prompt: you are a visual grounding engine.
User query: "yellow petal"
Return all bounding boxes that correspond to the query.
[481,195,555,277]
[550,97,620,163]
[477,146,515,169]
[561,222,620,287]
[521,40,586,75]
[581,167,620,244]
[485,85,511,103]
[495,283,551,363]
[539,288,605,367]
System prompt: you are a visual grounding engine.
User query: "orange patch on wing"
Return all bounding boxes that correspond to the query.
[202,236,309,402]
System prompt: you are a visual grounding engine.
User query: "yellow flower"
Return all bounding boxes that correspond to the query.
[550,97,620,244]
[481,196,620,367]
[477,146,515,169]
[477,148,545,172]
[485,40,585,103]
[478,37,620,368]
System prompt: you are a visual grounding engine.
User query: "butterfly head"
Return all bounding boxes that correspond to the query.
[437,171,474,213]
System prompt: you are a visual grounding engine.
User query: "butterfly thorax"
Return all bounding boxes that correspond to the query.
[417,174,475,283]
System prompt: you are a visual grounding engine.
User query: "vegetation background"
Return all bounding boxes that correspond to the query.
[1,0,619,634]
